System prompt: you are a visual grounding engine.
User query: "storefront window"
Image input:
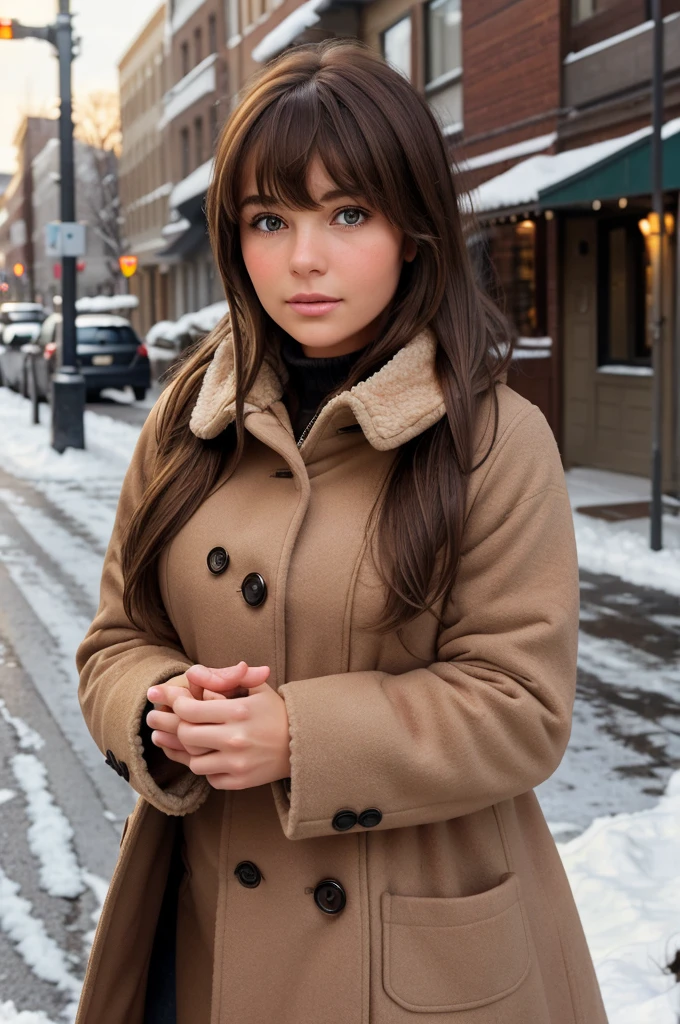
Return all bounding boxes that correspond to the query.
[475,221,541,338]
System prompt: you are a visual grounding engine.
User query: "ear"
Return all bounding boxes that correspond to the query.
[402,237,417,262]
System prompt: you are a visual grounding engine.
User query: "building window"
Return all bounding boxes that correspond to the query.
[479,220,545,338]
[181,41,190,77]
[381,15,411,81]
[572,0,597,23]
[194,26,203,65]
[209,13,218,53]
[597,218,649,366]
[180,126,190,178]
[426,0,462,85]
[195,117,204,168]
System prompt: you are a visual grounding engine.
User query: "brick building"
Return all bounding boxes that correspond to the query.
[0,117,59,302]
[119,3,171,335]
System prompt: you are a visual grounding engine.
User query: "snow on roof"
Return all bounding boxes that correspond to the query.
[251,0,327,63]
[462,132,557,172]
[75,295,140,314]
[169,159,215,211]
[470,117,680,213]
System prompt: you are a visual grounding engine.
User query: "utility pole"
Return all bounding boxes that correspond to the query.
[52,0,85,453]
[650,0,664,550]
[0,2,85,453]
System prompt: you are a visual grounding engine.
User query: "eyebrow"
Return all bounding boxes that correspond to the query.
[238,188,364,212]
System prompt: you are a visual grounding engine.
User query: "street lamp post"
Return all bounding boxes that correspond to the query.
[51,0,85,453]
[0,1,85,453]
[650,0,664,550]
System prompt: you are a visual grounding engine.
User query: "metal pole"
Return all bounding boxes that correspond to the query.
[650,0,664,550]
[50,0,85,452]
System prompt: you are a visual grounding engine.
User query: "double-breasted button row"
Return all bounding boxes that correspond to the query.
[104,749,129,782]
[206,548,267,608]
[331,808,382,831]
[234,861,347,915]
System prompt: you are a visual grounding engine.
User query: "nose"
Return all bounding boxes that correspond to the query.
[288,223,328,277]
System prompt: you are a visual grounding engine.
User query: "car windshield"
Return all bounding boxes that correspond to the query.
[76,325,138,346]
[6,311,43,323]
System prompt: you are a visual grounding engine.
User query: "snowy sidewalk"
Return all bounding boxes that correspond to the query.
[0,388,678,1022]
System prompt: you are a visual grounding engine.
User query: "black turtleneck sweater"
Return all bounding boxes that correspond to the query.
[279,334,367,442]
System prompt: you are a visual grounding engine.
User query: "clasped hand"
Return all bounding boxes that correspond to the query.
[146,662,291,791]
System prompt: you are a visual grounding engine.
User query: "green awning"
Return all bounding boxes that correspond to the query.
[538,128,680,207]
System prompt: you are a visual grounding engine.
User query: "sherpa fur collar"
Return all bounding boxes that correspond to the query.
[189,322,446,451]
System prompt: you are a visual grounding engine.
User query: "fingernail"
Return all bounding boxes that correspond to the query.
[147,688,161,701]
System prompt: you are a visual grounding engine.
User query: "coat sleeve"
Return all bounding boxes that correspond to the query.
[76,390,210,816]
[270,403,579,840]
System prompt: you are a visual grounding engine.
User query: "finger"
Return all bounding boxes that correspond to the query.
[188,751,243,776]
[202,688,228,702]
[187,680,204,701]
[177,722,246,751]
[187,663,270,692]
[162,747,192,767]
[146,709,181,733]
[151,730,187,752]
[173,694,249,724]
[147,683,191,706]
[206,773,249,790]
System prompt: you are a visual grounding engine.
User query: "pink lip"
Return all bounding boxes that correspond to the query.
[287,299,341,317]
[288,293,339,301]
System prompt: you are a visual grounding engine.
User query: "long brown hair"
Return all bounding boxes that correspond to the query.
[122,38,513,639]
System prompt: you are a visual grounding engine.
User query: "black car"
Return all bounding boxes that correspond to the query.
[33,313,151,402]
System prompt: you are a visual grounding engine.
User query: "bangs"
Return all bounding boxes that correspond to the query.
[226,83,395,222]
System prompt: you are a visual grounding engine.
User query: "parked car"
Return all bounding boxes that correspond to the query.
[0,321,42,394]
[0,301,46,327]
[32,313,151,402]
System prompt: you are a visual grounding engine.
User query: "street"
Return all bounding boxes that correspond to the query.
[0,386,678,1021]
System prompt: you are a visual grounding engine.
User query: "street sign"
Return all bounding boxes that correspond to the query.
[119,255,138,278]
[46,221,86,257]
[0,20,13,40]
[13,263,25,277]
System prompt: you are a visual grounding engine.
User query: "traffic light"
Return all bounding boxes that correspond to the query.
[0,19,13,39]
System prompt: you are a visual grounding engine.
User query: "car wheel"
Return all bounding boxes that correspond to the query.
[133,386,147,401]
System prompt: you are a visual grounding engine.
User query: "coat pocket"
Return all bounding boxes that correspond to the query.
[381,872,532,1013]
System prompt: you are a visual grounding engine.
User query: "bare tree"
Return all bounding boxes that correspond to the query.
[73,91,126,291]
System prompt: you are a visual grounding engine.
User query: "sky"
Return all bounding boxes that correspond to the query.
[0,0,164,174]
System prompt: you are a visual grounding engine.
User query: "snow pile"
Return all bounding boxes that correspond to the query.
[0,697,44,751]
[0,1004,56,1024]
[252,0,325,63]
[557,769,680,1023]
[75,296,139,314]
[168,157,215,210]
[145,300,229,348]
[0,388,140,483]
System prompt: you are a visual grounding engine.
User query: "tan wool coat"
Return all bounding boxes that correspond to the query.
[75,322,609,1024]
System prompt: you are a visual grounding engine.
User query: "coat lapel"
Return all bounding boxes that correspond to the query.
[189,324,446,452]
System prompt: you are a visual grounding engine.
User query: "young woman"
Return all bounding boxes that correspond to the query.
[75,38,608,1024]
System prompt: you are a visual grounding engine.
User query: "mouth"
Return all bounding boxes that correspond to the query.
[287,298,342,316]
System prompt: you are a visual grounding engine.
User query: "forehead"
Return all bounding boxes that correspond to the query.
[238,151,337,200]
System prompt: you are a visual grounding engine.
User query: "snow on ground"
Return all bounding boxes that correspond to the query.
[567,467,680,597]
[0,1004,56,1024]
[10,755,85,900]
[558,768,680,1024]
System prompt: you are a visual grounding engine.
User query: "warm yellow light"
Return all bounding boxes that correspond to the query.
[638,217,651,237]
[519,219,534,230]
[592,199,602,211]
[664,212,675,235]
[545,209,554,221]
[510,214,517,223]
[618,197,628,209]
[0,19,13,40]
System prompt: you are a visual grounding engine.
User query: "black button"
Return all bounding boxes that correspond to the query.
[119,760,130,782]
[241,572,267,607]
[332,809,358,831]
[313,879,346,915]
[207,546,229,575]
[358,808,382,828]
[234,861,262,888]
[105,749,123,776]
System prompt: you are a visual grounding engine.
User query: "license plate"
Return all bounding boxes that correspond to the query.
[91,354,113,366]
